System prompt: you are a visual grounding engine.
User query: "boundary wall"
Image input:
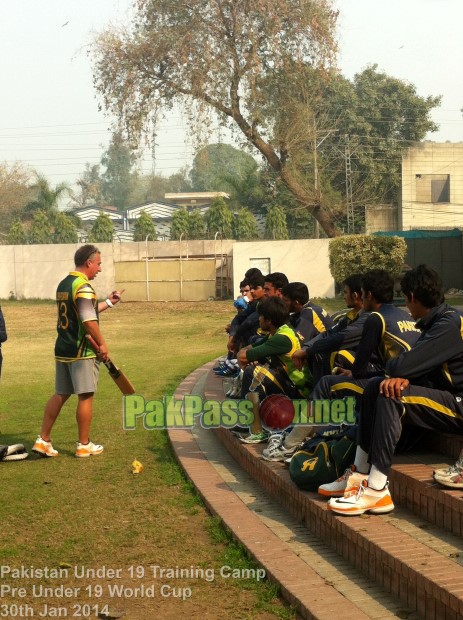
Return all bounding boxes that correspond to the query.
[0,239,334,300]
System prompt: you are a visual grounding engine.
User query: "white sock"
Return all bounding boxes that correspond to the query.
[353,447,369,474]
[368,465,387,490]
[283,425,311,449]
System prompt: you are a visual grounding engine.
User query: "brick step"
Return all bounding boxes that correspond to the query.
[216,428,463,620]
[206,367,463,538]
[171,363,430,619]
[389,455,463,538]
[203,364,463,620]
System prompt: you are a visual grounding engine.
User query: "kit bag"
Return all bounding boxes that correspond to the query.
[289,424,357,492]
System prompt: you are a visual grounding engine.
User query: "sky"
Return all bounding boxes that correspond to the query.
[0,0,462,194]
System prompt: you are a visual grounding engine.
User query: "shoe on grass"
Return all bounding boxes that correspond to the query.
[75,441,104,458]
[328,479,394,516]
[434,450,463,488]
[318,466,368,498]
[32,436,59,458]
[239,431,270,444]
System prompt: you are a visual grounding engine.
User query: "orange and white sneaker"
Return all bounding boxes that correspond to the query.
[328,479,394,516]
[318,466,368,497]
[75,441,104,458]
[32,436,59,458]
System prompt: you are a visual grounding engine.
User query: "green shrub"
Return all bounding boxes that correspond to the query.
[329,235,407,283]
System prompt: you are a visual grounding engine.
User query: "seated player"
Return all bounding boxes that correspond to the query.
[264,269,420,462]
[215,278,251,377]
[323,265,463,513]
[311,269,420,401]
[263,272,289,298]
[236,297,311,444]
[227,274,266,357]
[281,282,333,344]
[292,274,371,384]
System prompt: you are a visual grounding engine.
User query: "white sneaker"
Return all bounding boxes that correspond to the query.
[75,441,104,458]
[328,480,395,516]
[32,436,59,458]
[318,467,367,498]
[262,442,297,462]
[433,450,463,488]
[266,432,286,448]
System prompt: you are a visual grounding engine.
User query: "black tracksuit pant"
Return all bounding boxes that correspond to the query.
[359,378,463,475]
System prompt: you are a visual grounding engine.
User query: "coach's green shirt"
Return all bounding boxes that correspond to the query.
[54,271,98,361]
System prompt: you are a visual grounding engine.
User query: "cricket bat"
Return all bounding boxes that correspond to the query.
[85,334,135,395]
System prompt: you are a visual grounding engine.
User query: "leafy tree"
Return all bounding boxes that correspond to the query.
[0,163,32,234]
[220,159,269,214]
[101,131,139,211]
[170,208,190,240]
[133,210,156,241]
[205,197,233,239]
[166,168,193,194]
[89,213,114,243]
[72,164,104,208]
[30,210,53,244]
[265,206,288,240]
[91,0,340,237]
[54,212,78,244]
[23,174,70,221]
[8,220,27,245]
[190,144,258,192]
[233,208,259,241]
[188,209,206,240]
[286,208,315,240]
[315,66,441,218]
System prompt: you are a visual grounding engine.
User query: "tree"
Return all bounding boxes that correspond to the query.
[8,220,27,245]
[314,66,441,222]
[170,208,190,240]
[23,174,70,221]
[130,167,193,204]
[205,197,233,239]
[220,159,269,214]
[89,213,114,242]
[190,144,258,192]
[0,163,32,234]
[233,208,259,241]
[265,206,288,240]
[133,210,156,241]
[30,210,53,244]
[101,131,139,211]
[72,164,104,208]
[54,212,78,244]
[91,0,340,237]
[188,209,206,240]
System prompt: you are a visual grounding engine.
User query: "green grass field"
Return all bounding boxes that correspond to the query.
[3,294,455,618]
[0,300,305,620]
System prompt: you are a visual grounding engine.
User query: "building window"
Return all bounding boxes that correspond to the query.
[249,258,270,274]
[415,174,450,203]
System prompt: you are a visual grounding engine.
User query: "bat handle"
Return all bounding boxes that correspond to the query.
[85,334,100,353]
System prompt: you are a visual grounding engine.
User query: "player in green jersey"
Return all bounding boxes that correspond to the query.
[33,244,124,458]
